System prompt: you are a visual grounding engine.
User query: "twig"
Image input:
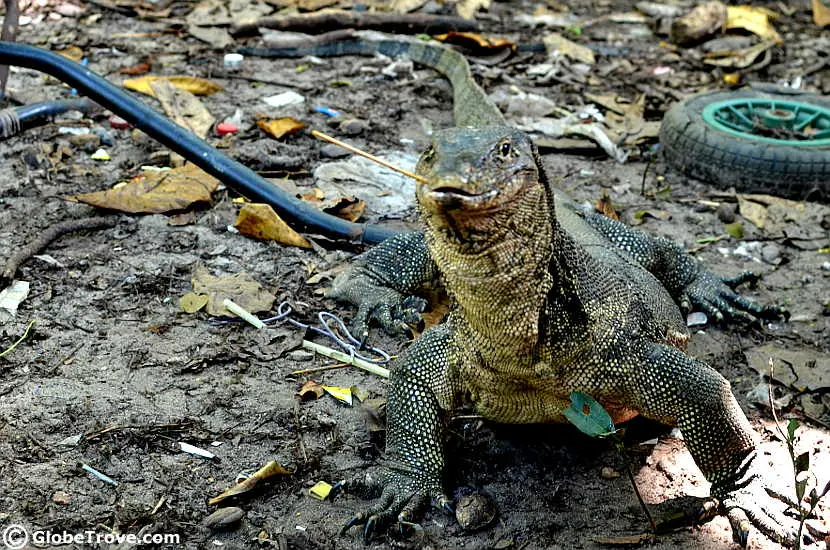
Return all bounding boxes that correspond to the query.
[311,130,428,184]
[290,362,349,376]
[302,339,390,378]
[0,0,20,97]
[1,216,116,286]
[0,318,34,359]
[231,11,478,38]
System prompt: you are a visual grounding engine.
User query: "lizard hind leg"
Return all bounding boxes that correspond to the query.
[633,343,798,547]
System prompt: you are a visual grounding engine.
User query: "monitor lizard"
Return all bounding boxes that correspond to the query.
[244,31,798,547]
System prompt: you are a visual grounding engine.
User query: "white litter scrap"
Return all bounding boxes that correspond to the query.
[0,280,30,324]
[262,90,305,108]
[179,441,217,460]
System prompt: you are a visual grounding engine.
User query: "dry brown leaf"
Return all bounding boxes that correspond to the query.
[670,1,727,45]
[321,196,366,222]
[543,33,595,65]
[234,203,312,248]
[456,0,490,20]
[191,265,277,317]
[595,192,619,221]
[434,31,516,53]
[56,45,84,62]
[179,292,209,313]
[208,461,291,506]
[150,79,215,140]
[123,76,223,97]
[814,0,830,26]
[297,380,324,400]
[67,164,219,213]
[725,5,782,43]
[119,59,153,75]
[257,117,305,139]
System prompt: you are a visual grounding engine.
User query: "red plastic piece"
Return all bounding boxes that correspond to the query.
[216,122,239,136]
[109,115,130,129]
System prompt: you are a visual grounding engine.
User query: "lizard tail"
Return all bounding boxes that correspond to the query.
[239,30,506,128]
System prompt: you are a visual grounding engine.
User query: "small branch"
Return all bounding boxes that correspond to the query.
[302,339,390,378]
[1,216,116,286]
[231,10,478,38]
[0,318,35,359]
[311,130,428,183]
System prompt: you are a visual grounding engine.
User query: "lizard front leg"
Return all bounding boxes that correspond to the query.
[340,323,461,541]
[329,231,439,337]
[632,343,797,547]
[582,212,785,325]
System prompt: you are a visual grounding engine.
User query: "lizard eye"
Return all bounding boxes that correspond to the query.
[498,141,511,157]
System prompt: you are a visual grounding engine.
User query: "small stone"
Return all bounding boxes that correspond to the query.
[52,490,71,504]
[203,507,245,530]
[455,492,497,531]
[90,148,110,161]
[339,118,368,136]
[288,350,314,362]
[821,261,830,271]
[760,243,781,265]
[715,202,736,223]
[686,311,708,327]
[319,143,350,159]
[600,466,620,479]
[68,133,101,153]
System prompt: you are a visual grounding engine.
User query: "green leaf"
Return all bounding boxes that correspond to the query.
[787,418,799,442]
[795,451,810,474]
[796,477,808,503]
[724,222,744,239]
[562,392,616,438]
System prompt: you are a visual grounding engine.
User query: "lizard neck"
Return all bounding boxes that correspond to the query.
[424,183,558,352]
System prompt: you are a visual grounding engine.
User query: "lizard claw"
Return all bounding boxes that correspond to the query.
[680,270,786,326]
[713,449,800,548]
[353,291,428,337]
[337,469,449,542]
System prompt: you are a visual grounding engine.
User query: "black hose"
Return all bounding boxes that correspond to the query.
[0,41,399,244]
[0,97,95,137]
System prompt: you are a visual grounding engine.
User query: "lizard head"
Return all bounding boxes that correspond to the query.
[414,126,550,244]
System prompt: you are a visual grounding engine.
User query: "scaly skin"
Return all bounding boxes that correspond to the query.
[257,32,796,547]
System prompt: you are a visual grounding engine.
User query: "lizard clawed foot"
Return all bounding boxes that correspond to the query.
[351,290,428,338]
[713,450,801,548]
[679,270,787,326]
[336,470,451,543]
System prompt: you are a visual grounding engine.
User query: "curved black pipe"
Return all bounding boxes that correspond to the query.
[0,41,399,244]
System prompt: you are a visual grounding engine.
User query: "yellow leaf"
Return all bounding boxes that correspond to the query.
[322,385,353,405]
[179,292,208,313]
[56,45,84,62]
[257,117,305,139]
[233,203,311,248]
[813,0,830,26]
[726,5,782,43]
[67,163,219,213]
[208,461,291,506]
[123,76,223,97]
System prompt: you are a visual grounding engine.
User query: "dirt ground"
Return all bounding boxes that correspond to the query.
[1,0,829,549]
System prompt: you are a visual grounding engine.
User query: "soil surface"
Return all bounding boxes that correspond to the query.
[1,1,829,549]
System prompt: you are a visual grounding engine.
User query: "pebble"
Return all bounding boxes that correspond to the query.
[686,311,708,327]
[68,133,101,153]
[715,202,736,223]
[822,262,830,271]
[455,493,496,531]
[319,143,350,159]
[600,466,620,479]
[288,350,314,362]
[202,507,245,530]
[339,118,368,136]
[760,243,781,265]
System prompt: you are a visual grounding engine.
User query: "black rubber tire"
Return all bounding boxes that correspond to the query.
[660,85,830,200]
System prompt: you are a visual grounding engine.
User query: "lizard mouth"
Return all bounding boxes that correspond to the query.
[420,186,502,211]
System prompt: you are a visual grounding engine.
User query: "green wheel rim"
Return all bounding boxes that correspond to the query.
[701,98,830,146]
